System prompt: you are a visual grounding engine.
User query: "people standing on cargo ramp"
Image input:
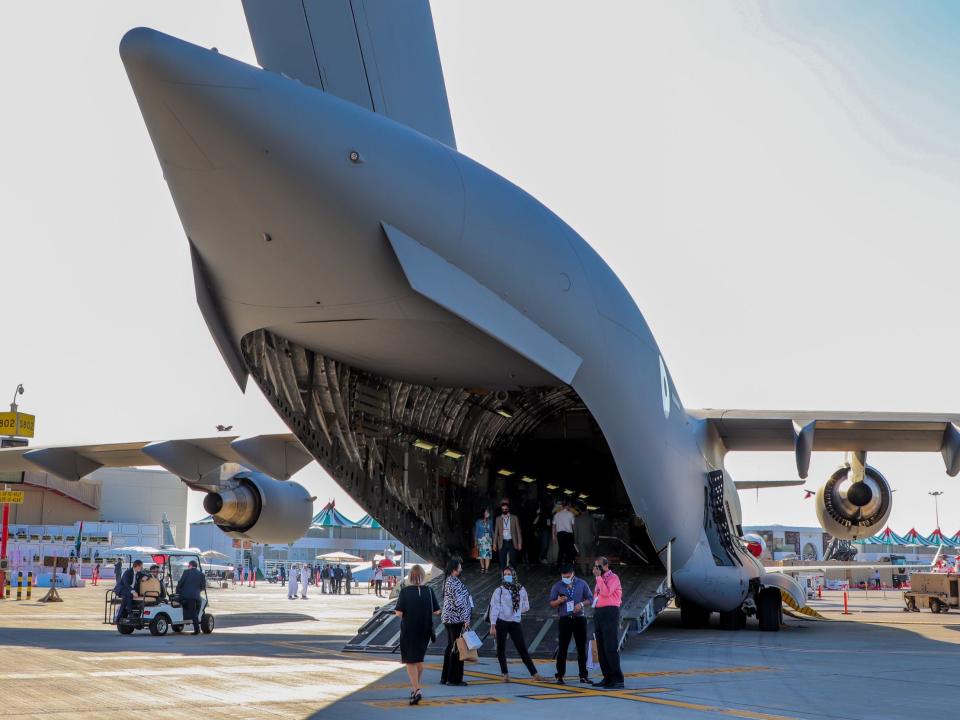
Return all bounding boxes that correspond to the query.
[176,560,206,635]
[493,500,522,568]
[553,500,577,569]
[396,564,440,706]
[490,566,546,683]
[550,563,594,684]
[440,556,472,687]
[574,502,598,575]
[287,564,299,599]
[475,509,494,574]
[591,557,624,689]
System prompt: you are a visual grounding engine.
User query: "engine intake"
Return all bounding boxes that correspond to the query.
[204,471,313,544]
[815,464,892,540]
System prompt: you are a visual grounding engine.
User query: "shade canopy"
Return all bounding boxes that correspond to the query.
[316,551,363,562]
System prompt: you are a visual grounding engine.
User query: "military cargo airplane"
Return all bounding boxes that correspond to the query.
[2,1,958,631]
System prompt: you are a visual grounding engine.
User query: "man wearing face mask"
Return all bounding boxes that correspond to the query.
[549,563,593,684]
[492,500,522,569]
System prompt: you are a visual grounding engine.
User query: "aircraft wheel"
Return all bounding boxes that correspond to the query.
[201,613,215,634]
[719,607,746,631]
[757,588,781,632]
[680,599,711,628]
[117,624,135,635]
[172,624,184,633]
[149,614,170,636]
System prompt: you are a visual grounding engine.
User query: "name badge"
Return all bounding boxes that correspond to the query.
[566,600,575,613]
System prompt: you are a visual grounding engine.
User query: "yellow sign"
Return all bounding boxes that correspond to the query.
[0,412,35,438]
[0,490,24,504]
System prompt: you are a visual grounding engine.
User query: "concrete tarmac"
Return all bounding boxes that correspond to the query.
[0,584,955,719]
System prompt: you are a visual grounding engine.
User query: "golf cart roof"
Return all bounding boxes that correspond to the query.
[112,546,203,558]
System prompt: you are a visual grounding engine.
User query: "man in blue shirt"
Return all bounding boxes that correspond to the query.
[549,563,594,683]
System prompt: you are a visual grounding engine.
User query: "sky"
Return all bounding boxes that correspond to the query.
[1,1,957,532]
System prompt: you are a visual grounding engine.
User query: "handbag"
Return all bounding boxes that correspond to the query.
[455,635,479,662]
[462,629,482,650]
[470,543,479,560]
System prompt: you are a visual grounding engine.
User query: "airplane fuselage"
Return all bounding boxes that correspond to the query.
[122,28,759,613]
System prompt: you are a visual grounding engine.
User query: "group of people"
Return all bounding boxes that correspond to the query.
[473,498,596,573]
[281,562,354,599]
[112,559,207,634]
[395,555,624,705]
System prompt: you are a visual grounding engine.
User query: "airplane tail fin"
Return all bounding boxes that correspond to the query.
[161,512,176,547]
[240,0,456,148]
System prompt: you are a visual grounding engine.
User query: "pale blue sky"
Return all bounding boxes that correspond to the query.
[1,2,957,531]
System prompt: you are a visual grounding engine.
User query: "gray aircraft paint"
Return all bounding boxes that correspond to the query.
[120,26,761,612]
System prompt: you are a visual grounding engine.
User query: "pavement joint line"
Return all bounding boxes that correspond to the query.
[365,696,512,708]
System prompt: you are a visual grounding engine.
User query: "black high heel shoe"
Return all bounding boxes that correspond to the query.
[411,689,422,705]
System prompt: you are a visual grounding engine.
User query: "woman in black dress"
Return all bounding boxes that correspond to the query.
[395,564,440,705]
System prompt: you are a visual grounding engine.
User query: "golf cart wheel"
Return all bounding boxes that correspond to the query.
[200,613,215,634]
[172,624,184,633]
[117,624,135,635]
[149,614,170,636]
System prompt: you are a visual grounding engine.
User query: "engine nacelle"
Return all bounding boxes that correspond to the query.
[203,471,313,544]
[815,464,892,540]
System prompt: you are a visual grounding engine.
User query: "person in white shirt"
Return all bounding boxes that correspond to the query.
[553,500,577,569]
[287,564,299,600]
[300,563,311,598]
[489,566,545,683]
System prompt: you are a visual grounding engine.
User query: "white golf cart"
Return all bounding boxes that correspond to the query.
[105,547,215,636]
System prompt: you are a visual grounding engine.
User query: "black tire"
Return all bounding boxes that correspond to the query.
[172,624,184,633]
[680,599,711,628]
[149,614,170,636]
[930,599,943,614]
[757,587,781,632]
[200,613,215,634]
[719,607,747,631]
[117,624,135,635]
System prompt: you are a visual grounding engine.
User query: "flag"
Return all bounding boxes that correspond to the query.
[74,522,83,558]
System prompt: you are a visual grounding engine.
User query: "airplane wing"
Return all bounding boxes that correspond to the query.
[0,434,312,484]
[765,547,945,574]
[240,0,457,148]
[733,479,806,490]
[689,409,960,478]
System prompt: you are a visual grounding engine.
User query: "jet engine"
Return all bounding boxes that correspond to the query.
[203,470,313,544]
[815,464,892,540]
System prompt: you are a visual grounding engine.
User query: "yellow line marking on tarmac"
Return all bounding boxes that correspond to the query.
[365,696,511,708]
[625,665,773,678]
[525,687,673,700]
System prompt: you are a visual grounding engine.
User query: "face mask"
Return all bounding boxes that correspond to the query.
[561,576,573,585]
[503,575,513,584]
